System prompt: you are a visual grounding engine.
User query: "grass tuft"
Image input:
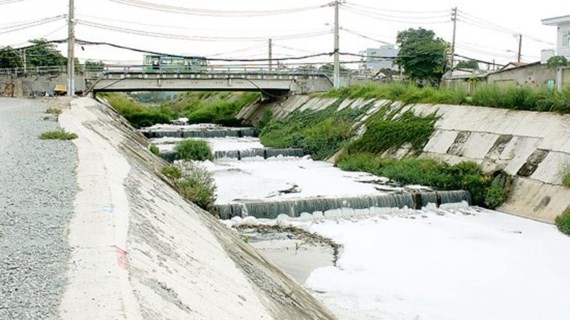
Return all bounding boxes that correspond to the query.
[562,164,570,188]
[39,129,78,140]
[555,207,570,236]
[45,107,62,115]
[161,163,216,212]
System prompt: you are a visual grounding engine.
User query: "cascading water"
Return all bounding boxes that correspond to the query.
[148,123,472,220]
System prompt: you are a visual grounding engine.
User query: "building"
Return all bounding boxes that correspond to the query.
[542,15,570,58]
[360,45,399,72]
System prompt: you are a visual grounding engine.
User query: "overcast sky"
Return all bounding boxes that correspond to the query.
[0,0,566,68]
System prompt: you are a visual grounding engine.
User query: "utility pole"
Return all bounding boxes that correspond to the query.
[333,0,340,88]
[517,33,522,63]
[450,7,457,70]
[67,0,75,96]
[268,38,273,71]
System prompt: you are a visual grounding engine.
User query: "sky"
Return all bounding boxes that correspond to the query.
[0,0,566,69]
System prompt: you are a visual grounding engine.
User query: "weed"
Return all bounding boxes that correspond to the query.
[260,99,369,160]
[161,163,217,212]
[562,164,570,188]
[555,207,570,236]
[175,140,212,161]
[39,129,78,140]
[45,107,62,115]
[149,144,160,155]
[484,179,508,209]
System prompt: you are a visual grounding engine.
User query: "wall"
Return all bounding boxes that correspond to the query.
[241,96,570,223]
[0,73,85,96]
[487,63,557,88]
[58,98,336,320]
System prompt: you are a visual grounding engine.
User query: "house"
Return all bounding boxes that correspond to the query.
[542,15,570,59]
[359,45,399,73]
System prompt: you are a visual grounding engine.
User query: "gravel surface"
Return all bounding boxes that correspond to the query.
[0,98,77,320]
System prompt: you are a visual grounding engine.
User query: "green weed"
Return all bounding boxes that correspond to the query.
[175,140,212,161]
[39,129,78,140]
[555,207,570,236]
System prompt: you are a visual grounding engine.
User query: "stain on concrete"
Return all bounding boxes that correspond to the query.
[446,131,471,156]
[517,149,549,177]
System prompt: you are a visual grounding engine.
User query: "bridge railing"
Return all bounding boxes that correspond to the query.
[95,64,330,76]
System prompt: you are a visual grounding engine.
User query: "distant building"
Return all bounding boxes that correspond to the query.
[360,45,399,72]
[542,15,570,58]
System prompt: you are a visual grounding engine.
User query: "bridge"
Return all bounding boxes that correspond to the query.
[86,66,333,96]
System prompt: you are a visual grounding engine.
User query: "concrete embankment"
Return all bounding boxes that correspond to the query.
[239,96,570,223]
[58,98,336,320]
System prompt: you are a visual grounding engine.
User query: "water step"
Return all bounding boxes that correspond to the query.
[215,190,472,219]
[142,127,255,139]
[158,148,304,162]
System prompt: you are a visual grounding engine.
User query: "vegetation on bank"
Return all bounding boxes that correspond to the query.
[322,83,570,114]
[100,91,261,128]
[562,165,570,188]
[555,207,570,236]
[175,140,212,161]
[161,163,216,212]
[39,129,78,140]
[260,99,370,160]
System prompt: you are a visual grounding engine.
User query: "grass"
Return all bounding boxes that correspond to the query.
[45,107,62,115]
[336,153,507,208]
[161,163,217,212]
[175,140,212,161]
[555,207,570,236]
[562,165,570,188]
[321,83,570,113]
[39,129,78,140]
[348,108,438,156]
[260,99,370,160]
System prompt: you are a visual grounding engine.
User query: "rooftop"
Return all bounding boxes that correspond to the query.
[542,15,570,26]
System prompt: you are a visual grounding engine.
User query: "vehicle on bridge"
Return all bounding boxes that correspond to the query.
[143,54,208,73]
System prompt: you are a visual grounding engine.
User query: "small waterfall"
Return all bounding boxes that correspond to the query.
[214,148,304,160]
[143,127,255,139]
[439,190,472,205]
[216,190,472,219]
[216,194,416,219]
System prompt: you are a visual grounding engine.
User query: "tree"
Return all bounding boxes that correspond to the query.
[85,60,105,72]
[0,47,23,69]
[318,63,349,74]
[547,55,568,69]
[395,28,447,84]
[456,60,479,70]
[25,39,67,67]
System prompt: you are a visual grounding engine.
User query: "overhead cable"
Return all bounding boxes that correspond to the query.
[76,19,332,42]
[109,0,327,17]
[341,27,395,46]
[0,15,66,35]
[0,0,23,5]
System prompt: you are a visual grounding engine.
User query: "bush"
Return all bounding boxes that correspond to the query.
[175,140,212,161]
[336,153,500,208]
[555,208,570,235]
[149,144,160,155]
[161,163,216,212]
[45,107,62,115]
[484,179,508,209]
[40,129,78,140]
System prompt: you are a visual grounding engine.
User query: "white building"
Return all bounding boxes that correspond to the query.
[542,15,570,58]
[360,45,399,72]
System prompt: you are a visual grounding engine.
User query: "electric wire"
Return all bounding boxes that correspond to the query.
[0,0,23,5]
[345,1,449,15]
[76,19,333,42]
[340,27,395,45]
[108,0,328,17]
[0,15,66,35]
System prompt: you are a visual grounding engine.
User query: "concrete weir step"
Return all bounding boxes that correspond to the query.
[159,148,305,162]
[216,190,472,219]
[142,127,255,139]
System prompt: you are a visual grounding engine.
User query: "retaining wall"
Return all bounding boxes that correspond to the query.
[59,98,336,320]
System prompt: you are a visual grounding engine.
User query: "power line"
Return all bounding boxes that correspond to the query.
[342,6,449,24]
[340,27,395,46]
[0,15,66,35]
[109,0,328,17]
[76,19,332,42]
[345,1,449,15]
[0,0,23,5]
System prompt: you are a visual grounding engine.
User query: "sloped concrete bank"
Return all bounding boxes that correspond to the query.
[239,96,570,223]
[59,98,336,320]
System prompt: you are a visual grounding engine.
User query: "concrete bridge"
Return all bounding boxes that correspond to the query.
[87,67,333,96]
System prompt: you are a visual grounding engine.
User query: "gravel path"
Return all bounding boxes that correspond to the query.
[0,98,77,320]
